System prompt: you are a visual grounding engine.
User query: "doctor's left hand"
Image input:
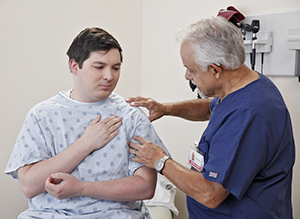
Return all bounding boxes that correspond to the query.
[45,172,85,199]
[129,135,167,169]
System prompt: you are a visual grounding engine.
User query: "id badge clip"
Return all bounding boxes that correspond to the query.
[189,141,204,172]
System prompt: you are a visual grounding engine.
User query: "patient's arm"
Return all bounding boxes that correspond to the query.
[18,115,122,199]
[45,166,157,201]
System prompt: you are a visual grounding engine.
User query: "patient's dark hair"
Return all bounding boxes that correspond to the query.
[67,27,123,68]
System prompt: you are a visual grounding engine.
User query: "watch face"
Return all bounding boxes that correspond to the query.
[155,159,163,172]
[155,156,169,173]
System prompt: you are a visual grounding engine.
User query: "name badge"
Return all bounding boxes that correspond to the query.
[189,142,204,172]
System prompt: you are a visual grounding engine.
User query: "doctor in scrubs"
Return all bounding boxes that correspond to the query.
[128,16,295,219]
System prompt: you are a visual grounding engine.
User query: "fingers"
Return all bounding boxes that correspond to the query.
[126,96,165,122]
[84,115,123,152]
[51,172,66,180]
[106,127,119,142]
[131,156,144,164]
[103,117,123,138]
[105,116,123,128]
[48,172,65,184]
[93,115,123,132]
[45,174,66,200]
[129,148,146,165]
[125,96,144,103]
[130,148,137,156]
[128,136,147,150]
[148,114,156,122]
[100,115,122,125]
[48,176,61,185]
[126,96,151,107]
[128,141,140,151]
[133,135,147,144]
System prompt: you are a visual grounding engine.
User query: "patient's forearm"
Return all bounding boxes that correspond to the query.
[45,167,157,201]
[82,167,156,201]
[18,137,92,199]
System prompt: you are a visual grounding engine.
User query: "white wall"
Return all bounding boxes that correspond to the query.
[0,1,143,218]
[141,1,300,219]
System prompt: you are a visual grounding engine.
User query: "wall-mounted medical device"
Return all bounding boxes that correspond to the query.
[287,27,300,81]
[191,8,300,95]
[241,21,272,74]
[242,10,300,77]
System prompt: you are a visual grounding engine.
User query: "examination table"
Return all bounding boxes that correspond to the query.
[145,174,178,219]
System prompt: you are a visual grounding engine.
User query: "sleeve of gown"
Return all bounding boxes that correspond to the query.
[5,107,51,179]
[126,107,170,176]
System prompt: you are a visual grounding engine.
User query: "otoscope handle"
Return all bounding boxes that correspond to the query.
[251,48,256,70]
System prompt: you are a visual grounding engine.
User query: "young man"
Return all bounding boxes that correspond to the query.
[5,27,168,219]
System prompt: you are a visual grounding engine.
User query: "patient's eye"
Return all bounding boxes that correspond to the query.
[113,64,121,71]
[94,66,104,69]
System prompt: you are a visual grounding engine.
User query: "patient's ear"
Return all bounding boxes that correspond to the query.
[70,59,79,75]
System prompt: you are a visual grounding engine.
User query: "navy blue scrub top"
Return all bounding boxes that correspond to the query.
[187,74,295,219]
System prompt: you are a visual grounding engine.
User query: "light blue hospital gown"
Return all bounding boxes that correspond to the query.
[5,91,168,219]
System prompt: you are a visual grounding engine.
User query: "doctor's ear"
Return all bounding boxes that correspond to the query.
[69,59,80,75]
[210,63,222,79]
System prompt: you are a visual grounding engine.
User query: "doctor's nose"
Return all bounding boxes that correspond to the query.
[185,69,193,80]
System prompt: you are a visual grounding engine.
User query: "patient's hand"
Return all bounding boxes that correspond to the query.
[81,115,123,152]
[45,172,85,199]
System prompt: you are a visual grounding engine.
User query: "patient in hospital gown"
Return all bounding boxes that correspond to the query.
[6,91,166,218]
[5,27,168,219]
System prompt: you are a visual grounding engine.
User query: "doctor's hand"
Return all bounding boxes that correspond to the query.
[129,136,168,169]
[45,172,84,200]
[126,96,166,122]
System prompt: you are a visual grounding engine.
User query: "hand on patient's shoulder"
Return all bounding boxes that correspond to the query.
[126,96,165,122]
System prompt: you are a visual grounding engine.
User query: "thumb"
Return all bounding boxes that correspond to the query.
[148,115,154,122]
[90,114,101,124]
[49,172,66,184]
[148,112,156,122]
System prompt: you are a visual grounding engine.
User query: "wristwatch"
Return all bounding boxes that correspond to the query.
[155,156,170,174]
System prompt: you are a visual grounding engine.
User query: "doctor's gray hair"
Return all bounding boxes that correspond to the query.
[176,16,245,71]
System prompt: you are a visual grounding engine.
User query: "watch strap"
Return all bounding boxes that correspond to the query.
[157,156,170,174]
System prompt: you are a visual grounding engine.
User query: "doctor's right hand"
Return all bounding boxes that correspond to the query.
[126,96,166,122]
